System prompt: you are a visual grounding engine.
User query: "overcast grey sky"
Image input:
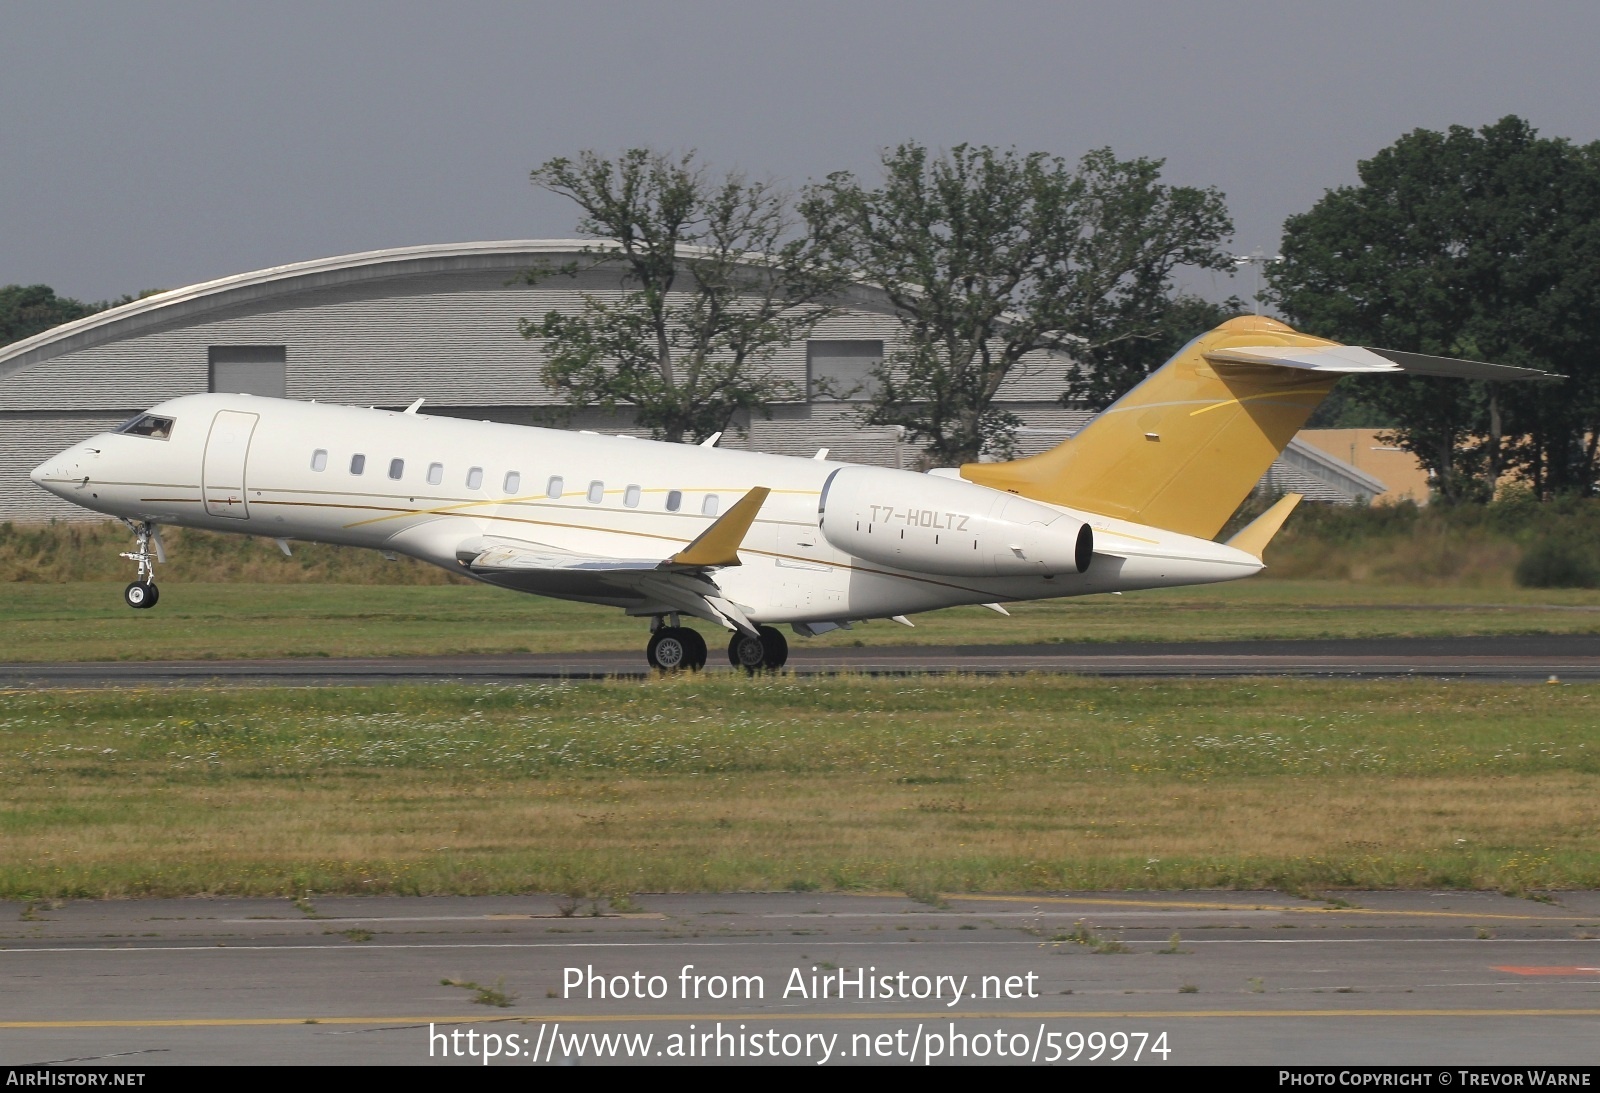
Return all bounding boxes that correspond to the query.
[4,1,1598,302]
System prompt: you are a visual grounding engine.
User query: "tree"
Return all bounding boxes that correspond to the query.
[802,143,1234,464]
[1064,293,1244,411]
[1268,117,1600,501]
[520,149,848,444]
[0,284,96,348]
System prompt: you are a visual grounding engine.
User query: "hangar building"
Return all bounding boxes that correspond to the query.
[0,240,1383,522]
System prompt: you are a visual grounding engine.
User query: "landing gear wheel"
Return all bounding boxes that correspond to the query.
[118,520,163,608]
[681,627,708,671]
[648,627,703,672]
[124,581,158,609]
[727,625,788,673]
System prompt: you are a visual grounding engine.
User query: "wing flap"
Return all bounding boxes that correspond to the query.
[464,543,662,573]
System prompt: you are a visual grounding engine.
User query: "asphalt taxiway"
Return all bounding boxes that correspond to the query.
[3,891,1598,1066]
[4,634,1600,687]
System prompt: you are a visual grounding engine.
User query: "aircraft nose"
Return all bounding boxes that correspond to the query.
[30,449,75,494]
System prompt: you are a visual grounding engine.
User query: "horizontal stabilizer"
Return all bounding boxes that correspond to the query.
[1206,344,1558,382]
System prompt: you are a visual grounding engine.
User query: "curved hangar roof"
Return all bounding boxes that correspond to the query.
[0,240,668,381]
[0,240,910,414]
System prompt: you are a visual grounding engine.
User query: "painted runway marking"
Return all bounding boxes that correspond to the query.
[948,894,1583,923]
[5,937,1598,955]
[1493,966,1600,976]
[6,1009,1600,1030]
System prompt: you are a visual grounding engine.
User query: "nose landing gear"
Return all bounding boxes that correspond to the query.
[119,520,162,609]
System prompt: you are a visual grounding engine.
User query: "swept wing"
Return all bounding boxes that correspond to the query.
[457,487,771,635]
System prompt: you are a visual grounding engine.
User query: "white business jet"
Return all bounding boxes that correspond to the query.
[28,317,1549,671]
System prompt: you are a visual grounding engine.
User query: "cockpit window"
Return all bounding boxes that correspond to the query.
[117,414,176,440]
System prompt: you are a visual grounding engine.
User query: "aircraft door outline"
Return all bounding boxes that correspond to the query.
[202,410,259,519]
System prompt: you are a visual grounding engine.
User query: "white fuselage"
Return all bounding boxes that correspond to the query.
[30,394,1264,625]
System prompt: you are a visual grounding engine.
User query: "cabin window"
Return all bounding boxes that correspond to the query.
[388,458,405,480]
[504,471,521,494]
[702,494,720,517]
[310,449,328,472]
[426,463,443,486]
[547,475,564,498]
[587,480,605,504]
[666,490,682,512]
[116,414,175,440]
[350,454,366,475]
[624,484,641,508]
[466,467,483,490]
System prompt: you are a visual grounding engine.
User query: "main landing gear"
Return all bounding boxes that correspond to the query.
[643,617,789,673]
[646,618,708,672]
[728,625,788,673]
[119,520,162,610]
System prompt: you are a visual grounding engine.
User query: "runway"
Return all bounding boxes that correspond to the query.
[5,634,1600,687]
[3,891,1598,1066]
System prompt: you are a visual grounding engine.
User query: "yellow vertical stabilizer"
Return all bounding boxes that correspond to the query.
[961,316,1341,539]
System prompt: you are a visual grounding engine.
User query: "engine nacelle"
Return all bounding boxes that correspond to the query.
[818,466,1093,578]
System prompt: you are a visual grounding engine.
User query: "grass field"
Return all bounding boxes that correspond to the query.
[5,581,1600,663]
[1,676,1595,899]
[6,514,1600,662]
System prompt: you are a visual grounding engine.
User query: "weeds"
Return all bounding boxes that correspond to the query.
[1158,932,1187,954]
[1054,920,1129,954]
[442,977,518,1008]
[1247,977,1265,994]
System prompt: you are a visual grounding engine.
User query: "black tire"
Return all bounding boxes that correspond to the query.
[124,581,157,609]
[647,627,694,671]
[757,624,788,669]
[728,625,788,673]
[681,627,708,671]
[728,630,766,671]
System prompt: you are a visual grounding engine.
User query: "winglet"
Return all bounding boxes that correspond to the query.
[664,487,771,568]
[1225,492,1302,561]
